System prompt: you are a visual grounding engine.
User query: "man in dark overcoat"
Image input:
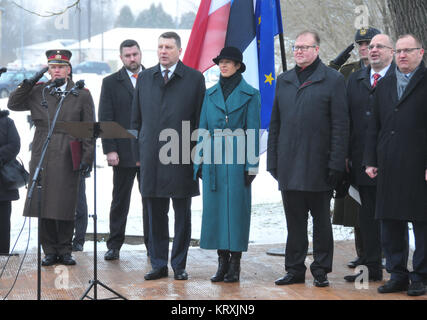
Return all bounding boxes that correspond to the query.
[8,50,94,266]
[364,34,427,296]
[329,27,381,268]
[99,39,149,261]
[131,32,206,280]
[343,34,395,283]
[267,31,349,287]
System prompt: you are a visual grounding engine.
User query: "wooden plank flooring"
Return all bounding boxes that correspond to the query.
[0,241,425,300]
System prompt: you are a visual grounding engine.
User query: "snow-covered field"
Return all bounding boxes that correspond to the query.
[1,72,414,254]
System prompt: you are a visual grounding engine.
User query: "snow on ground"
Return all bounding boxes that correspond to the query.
[1,72,414,254]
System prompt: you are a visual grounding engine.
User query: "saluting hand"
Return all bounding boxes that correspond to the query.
[365,166,378,179]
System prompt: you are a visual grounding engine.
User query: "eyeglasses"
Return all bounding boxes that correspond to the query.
[368,44,393,50]
[292,45,317,52]
[395,48,421,55]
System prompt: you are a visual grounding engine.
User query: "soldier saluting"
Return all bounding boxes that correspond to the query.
[8,49,94,266]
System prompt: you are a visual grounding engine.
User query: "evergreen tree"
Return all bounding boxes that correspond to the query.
[134,4,175,28]
[115,5,135,28]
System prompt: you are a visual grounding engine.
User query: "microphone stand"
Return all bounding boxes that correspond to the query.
[27,88,72,300]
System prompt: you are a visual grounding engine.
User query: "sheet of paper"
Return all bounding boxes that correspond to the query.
[349,185,361,205]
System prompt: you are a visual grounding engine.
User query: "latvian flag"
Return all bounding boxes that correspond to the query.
[183,0,283,151]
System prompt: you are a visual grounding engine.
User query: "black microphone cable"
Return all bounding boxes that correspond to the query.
[0,217,31,300]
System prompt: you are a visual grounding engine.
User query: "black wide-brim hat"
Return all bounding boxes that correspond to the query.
[213,46,246,73]
[46,49,72,65]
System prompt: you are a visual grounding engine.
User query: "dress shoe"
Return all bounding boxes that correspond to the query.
[275,273,305,285]
[313,274,329,287]
[144,267,168,280]
[378,279,409,294]
[407,281,426,296]
[174,269,188,280]
[344,269,383,282]
[58,254,76,265]
[104,249,120,261]
[41,254,58,266]
[347,257,363,268]
[72,243,84,252]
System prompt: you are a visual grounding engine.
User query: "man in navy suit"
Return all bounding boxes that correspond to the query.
[99,39,148,260]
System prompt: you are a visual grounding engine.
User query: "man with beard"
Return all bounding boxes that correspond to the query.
[99,40,149,260]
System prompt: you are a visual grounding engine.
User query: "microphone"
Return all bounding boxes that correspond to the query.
[70,80,85,96]
[46,78,66,90]
[0,67,7,76]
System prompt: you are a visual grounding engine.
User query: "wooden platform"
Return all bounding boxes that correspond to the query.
[0,241,425,301]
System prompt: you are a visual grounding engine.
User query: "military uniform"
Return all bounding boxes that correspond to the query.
[8,50,94,264]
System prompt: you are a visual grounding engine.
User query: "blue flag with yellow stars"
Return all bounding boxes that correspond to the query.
[255,0,283,129]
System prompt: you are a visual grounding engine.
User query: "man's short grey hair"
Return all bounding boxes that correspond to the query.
[397,34,423,49]
[159,31,182,49]
[296,30,320,46]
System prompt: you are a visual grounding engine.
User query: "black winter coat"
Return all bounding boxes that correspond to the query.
[348,63,395,186]
[99,66,144,167]
[363,62,427,222]
[267,61,349,191]
[0,110,20,201]
[131,61,206,198]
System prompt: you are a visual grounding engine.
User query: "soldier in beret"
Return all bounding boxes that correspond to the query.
[8,49,94,266]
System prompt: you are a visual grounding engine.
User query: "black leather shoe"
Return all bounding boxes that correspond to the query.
[407,281,426,296]
[313,274,329,287]
[58,254,76,266]
[275,273,305,285]
[72,243,84,252]
[378,279,409,294]
[144,267,168,280]
[174,269,188,280]
[42,254,58,266]
[347,257,363,268]
[344,269,383,282]
[104,249,120,261]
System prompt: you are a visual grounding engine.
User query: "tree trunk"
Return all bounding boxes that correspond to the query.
[387,0,427,62]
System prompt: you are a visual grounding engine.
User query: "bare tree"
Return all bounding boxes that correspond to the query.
[11,0,80,17]
[387,0,427,62]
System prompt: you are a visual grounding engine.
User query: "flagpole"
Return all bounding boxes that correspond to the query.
[278,32,287,72]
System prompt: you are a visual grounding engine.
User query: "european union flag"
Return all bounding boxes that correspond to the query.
[255,0,283,129]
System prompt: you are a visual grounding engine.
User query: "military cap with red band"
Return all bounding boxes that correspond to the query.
[45,49,72,65]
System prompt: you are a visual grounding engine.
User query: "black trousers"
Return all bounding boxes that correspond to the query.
[381,219,427,283]
[281,190,334,277]
[73,177,88,246]
[145,197,192,271]
[0,201,12,254]
[107,166,149,251]
[40,218,75,255]
[358,185,382,271]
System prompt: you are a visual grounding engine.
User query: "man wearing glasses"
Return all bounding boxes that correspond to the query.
[364,34,427,296]
[330,27,381,272]
[268,30,349,288]
[343,34,395,284]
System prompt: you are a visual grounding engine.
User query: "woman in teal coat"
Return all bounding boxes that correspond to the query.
[194,47,260,282]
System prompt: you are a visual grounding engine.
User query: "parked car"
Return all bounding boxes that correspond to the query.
[73,61,111,75]
[0,69,49,98]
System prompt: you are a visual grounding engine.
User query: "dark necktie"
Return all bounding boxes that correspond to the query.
[164,69,170,84]
[372,73,381,88]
